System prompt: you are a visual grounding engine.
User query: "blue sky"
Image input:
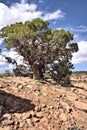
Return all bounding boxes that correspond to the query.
[0,0,87,72]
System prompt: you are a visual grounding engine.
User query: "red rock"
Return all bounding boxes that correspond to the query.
[33,117,40,123]
[22,113,31,120]
[74,101,87,111]
[35,112,43,118]
[59,112,67,122]
[60,101,72,113]
[26,119,34,127]
[3,113,12,120]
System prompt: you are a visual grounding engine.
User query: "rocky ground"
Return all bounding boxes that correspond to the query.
[0,73,87,130]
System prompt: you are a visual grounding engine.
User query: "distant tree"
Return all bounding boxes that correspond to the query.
[3,70,12,77]
[0,18,78,84]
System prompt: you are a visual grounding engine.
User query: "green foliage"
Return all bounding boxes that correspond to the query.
[49,61,72,84]
[0,18,78,84]
[13,65,30,77]
[5,57,13,63]
[5,57,16,64]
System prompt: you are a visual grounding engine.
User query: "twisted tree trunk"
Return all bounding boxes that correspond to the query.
[32,62,45,80]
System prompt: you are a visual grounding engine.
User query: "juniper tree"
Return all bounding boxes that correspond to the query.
[0,18,78,83]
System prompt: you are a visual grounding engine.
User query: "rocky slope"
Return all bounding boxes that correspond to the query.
[0,74,87,130]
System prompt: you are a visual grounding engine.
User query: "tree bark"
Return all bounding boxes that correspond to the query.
[32,62,45,80]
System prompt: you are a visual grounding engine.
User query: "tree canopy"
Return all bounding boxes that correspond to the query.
[0,18,78,84]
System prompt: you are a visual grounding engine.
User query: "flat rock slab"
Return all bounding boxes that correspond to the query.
[74,101,87,111]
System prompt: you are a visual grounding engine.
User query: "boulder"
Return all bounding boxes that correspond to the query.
[74,101,87,111]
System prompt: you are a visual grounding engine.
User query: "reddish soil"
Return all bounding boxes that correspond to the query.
[0,74,87,130]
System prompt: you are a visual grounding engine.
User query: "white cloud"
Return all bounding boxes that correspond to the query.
[0,1,64,29]
[21,0,27,4]
[43,10,64,20]
[71,25,87,33]
[15,55,24,65]
[72,41,87,64]
[0,38,3,45]
[2,49,18,59]
[0,46,24,66]
[0,49,28,72]
[0,49,24,71]
[56,25,87,34]
[62,25,87,33]
[2,49,24,65]
[8,64,15,69]
[0,2,42,28]
[39,0,45,4]
[0,55,6,65]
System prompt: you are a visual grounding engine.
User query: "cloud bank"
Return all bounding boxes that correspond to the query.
[71,25,87,33]
[2,49,24,65]
[0,1,64,29]
[72,40,87,64]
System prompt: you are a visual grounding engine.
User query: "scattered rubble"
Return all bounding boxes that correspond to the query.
[0,75,87,130]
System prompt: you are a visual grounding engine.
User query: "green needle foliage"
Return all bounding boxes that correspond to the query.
[0,18,78,84]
